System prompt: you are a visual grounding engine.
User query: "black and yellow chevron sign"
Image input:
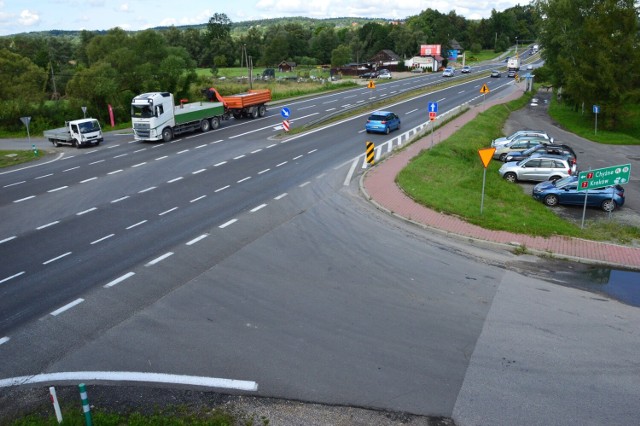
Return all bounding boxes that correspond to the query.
[366,141,375,165]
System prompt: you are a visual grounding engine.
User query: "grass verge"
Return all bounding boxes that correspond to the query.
[396,93,640,245]
[11,408,242,425]
[0,150,46,168]
[548,100,640,145]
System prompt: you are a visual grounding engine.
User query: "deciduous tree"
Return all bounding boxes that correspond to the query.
[537,0,640,128]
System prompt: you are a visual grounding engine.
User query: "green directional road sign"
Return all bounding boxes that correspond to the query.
[577,164,631,191]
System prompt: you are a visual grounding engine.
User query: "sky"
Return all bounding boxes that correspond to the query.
[0,0,526,36]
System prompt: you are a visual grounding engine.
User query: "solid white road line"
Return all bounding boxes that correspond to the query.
[91,234,114,245]
[50,298,84,316]
[77,207,97,216]
[126,220,147,229]
[186,234,208,245]
[36,221,59,230]
[0,271,24,284]
[43,252,72,265]
[104,272,135,288]
[219,219,237,229]
[0,371,258,391]
[14,195,35,203]
[111,196,130,203]
[0,236,16,244]
[146,252,173,266]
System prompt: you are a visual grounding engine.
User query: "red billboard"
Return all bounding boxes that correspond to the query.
[420,44,441,56]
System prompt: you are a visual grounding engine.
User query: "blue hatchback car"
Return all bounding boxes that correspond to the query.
[365,111,401,134]
[532,175,625,211]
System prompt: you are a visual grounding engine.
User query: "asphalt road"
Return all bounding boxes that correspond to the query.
[1,63,639,426]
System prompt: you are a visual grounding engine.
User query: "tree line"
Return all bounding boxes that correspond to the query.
[1,2,636,133]
[536,0,640,130]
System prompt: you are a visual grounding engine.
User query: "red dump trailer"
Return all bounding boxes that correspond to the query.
[203,88,272,119]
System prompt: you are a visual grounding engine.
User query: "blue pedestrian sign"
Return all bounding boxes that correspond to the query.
[593,105,600,114]
[281,107,291,118]
[428,102,438,113]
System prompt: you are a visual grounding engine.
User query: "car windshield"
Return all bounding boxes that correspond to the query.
[553,176,575,187]
[369,114,387,121]
[522,145,542,155]
[78,120,100,133]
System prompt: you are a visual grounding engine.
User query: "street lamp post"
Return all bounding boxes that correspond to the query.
[515,37,518,54]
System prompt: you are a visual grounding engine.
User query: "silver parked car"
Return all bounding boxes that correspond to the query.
[492,137,553,161]
[499,155,575,183]
[491,130,552,147]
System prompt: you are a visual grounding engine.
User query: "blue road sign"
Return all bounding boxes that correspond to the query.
[428,102,438,113]
[593,105,600,114]
[281,107,291,118]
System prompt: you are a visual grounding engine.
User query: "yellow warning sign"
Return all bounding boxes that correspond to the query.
[480,83,490,94]
[367,80,376,89]
[478,147,496,168]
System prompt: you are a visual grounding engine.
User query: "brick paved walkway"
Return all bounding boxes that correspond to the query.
[362,85,640,270]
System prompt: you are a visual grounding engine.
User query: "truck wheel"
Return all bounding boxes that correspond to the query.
[258,105,266,117]
[250,108,259,119]
[51,139,60,147]
[162,128,173,142]
[200,119,210,132]
[74,139,80,148]
[232,112,242,119]
[210,117,220,130]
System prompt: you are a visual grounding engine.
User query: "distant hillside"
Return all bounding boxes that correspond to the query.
[2,16,393,39]
[230,16,391,34]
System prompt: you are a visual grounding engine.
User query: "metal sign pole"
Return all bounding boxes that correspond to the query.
[581,190,589,229]
[430,122,434,148]
[481,168,487,214]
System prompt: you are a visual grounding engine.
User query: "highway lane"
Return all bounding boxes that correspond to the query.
[4,56,638,424]
[0,73,518,335]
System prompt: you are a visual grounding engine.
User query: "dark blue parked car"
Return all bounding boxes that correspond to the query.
[532,175,625,211]
[365,111,401,134]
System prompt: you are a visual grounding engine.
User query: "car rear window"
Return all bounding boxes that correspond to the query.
[369,114,387,121]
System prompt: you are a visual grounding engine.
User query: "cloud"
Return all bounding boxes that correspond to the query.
[18,9,40,26]
[158,9,213,27]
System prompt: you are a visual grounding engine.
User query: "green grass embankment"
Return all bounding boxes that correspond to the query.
[396,92,640,245]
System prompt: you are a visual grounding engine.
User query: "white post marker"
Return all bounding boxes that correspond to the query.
[49,386,63,424]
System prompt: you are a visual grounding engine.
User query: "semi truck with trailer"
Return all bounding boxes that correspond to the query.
[43,118,103,147]
[131,88,272,142]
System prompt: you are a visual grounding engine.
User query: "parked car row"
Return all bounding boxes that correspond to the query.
[492,129,553,147]
[493,129,626,211]
[359,69,391,79]
[493,136,556,161]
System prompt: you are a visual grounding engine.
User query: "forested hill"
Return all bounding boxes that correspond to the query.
[2,16,388,39]
[229,16,388,35]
